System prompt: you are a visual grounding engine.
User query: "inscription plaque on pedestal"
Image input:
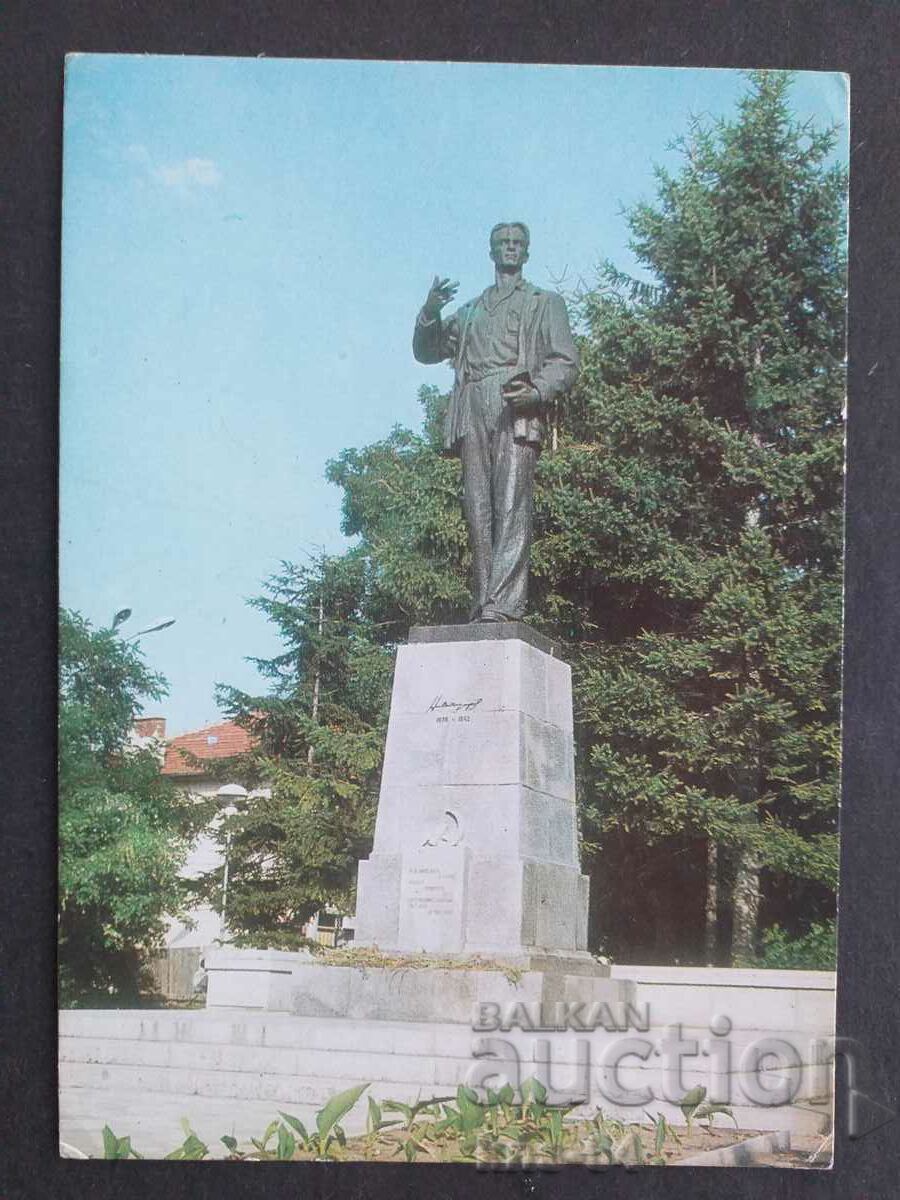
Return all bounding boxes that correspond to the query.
[398,845,470,954]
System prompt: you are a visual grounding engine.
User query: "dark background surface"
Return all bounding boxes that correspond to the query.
[2,2,898,1197]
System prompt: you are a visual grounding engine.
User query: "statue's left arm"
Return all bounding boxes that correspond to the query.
[531,293,580,406]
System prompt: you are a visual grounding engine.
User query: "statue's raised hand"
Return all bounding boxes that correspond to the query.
[422,275,459,320]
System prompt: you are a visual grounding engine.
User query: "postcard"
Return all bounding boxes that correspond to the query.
[59,56,847,1167]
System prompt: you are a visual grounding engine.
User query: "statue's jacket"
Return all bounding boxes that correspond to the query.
[413,280,579,454]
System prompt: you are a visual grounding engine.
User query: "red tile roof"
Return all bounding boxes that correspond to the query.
[162,720,255,777]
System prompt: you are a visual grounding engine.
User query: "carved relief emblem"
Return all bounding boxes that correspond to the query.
[422,810,462,847]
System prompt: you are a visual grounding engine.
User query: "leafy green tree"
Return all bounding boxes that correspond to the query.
[325,393,470,627]
[58,609,193,1004]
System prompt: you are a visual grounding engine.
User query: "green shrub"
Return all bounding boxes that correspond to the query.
[744,920,837,970]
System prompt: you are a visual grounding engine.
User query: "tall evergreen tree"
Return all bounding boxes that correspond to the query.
[536,69,844,961]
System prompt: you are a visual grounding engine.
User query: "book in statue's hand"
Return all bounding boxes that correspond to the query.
[501,369,535,398]
[501,371,536,404]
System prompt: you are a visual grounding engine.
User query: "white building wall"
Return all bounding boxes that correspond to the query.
[164,779,270,951]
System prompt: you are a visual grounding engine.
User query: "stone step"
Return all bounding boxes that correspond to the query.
[58,1086,327,1160]
[60,1029,827,1077]
[61,1060,380,1105]
[61,1035,832,1127]
[60,1008,833,1149]
[60,1009,828,1070]
[60,1039,478,1089]
[60,1010,479,1055]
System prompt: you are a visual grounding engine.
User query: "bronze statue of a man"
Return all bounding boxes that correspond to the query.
[413,222,579,622]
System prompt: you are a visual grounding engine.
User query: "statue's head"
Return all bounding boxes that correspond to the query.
[489,222,530,270]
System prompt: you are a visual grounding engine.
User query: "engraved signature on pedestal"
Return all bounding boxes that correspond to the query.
[426,694,483,714]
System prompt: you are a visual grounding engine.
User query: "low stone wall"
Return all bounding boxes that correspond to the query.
[605,963,836,1114]
[609,963,835,1043]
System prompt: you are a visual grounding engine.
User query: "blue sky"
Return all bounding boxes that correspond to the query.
[60,58,848,735]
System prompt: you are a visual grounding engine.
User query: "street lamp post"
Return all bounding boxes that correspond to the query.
[109,607,176,641]
[110,608,132,631]
[216,784,248,939]
[125,618,176,642]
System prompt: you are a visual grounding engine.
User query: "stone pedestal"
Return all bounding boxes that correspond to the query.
[204,624,629,1037]
[354,623,593,964]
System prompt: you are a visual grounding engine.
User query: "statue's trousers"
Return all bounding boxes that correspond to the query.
[458,372,537,620]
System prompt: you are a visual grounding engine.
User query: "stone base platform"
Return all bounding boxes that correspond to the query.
[204,948,633,1025]
[59,1002,832,1159]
